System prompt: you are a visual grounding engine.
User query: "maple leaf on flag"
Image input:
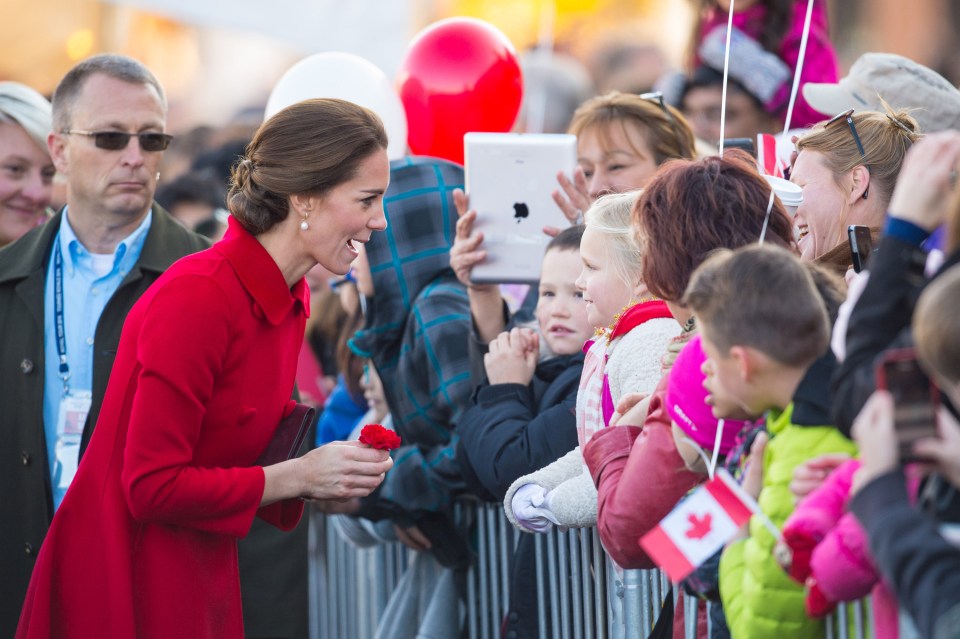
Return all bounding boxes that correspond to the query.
[685,512,712,540]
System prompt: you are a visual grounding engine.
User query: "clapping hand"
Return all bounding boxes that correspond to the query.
[484,327,539,386]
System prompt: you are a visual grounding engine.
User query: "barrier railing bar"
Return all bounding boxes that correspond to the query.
[478,506,491,639]
[557,528,572,638]
[579,530,594,638]
[547,531,561,638]
[535,533,548,639]
[484,506,498,635]
[592,533,607,639]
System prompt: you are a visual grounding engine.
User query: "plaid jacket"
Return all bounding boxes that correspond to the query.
[351,157,472,516]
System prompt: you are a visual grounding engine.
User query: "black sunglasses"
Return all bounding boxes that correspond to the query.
[62,129,174,152]
[825,109,870,199]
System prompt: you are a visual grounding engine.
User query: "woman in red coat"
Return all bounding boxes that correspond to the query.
[16,99,395,638]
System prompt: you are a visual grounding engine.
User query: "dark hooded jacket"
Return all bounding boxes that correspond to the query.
[350,157,473,523]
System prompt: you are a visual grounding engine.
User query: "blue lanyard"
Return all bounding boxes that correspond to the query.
[53,235,71,393]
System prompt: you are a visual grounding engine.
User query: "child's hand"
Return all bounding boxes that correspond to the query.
[609,392,650,427]
[393,524,432,552]
[789,453,852,500]
[741,431,768,501]
[484,327,539,386]
[450,189,494,292]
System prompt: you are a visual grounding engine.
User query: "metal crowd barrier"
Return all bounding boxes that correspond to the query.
[308,502,872,639]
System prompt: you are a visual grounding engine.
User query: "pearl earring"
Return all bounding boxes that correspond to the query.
[300,218,309,231]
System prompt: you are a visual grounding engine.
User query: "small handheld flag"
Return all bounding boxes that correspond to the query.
[639,469,764,583]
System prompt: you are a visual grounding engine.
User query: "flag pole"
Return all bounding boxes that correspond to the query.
[781,0,816,136]
[717,0,736,155]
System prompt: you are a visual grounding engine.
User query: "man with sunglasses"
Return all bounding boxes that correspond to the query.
[0,54,208,636]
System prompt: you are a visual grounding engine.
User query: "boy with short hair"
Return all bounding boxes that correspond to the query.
[683,244,857,639]
[456,224,593,639]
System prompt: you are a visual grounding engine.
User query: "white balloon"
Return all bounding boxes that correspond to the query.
[266,52,408,160]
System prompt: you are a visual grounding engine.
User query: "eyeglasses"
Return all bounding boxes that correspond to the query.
[61,129,174,152]
[825,109,870,199]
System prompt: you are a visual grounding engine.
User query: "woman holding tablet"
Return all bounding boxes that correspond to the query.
[451,90,698,342]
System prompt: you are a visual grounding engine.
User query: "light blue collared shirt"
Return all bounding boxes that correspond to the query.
[43,208,152,510]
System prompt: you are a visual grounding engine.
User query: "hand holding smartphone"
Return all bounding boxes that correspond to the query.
[876,348,940,462]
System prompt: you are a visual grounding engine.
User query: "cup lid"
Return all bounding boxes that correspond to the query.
[763,174,802,204]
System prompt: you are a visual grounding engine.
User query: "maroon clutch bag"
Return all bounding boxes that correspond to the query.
[257,403,316,466]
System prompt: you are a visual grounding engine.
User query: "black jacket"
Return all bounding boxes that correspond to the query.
[456,351,583,639]
[457,351,584,502]
[830,234,935,435]
[851,470,960,639]
[0,205,209,637]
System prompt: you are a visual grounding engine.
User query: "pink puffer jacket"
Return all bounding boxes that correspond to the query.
[781,459,899,639]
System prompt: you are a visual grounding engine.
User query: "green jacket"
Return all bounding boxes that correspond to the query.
[720,403,858,639]
[0,205,209,637]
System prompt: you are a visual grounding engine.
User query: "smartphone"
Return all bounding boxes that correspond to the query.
[723,138,756,158]
[848,225,873,273]
[875,348,940,461]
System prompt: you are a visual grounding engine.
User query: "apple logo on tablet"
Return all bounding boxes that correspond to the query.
[513,202,529,223]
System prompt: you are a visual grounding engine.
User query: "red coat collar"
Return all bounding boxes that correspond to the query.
[609,300,673,340]
[216,217,310,325]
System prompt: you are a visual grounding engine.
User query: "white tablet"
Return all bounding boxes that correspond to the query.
[464,132,578,284]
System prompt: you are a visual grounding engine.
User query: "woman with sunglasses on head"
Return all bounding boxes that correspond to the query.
[791,108,920,273]
[0,82,55,248]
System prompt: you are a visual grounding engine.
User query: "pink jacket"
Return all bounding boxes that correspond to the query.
[698,0,839,128]
[782,459,898,639]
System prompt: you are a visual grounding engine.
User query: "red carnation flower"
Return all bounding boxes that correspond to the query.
[359,424,402,451]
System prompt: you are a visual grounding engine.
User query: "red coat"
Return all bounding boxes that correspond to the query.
[17,219,307,638]
[583,375,709,637]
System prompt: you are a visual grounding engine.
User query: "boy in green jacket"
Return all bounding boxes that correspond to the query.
[683,245,857,639]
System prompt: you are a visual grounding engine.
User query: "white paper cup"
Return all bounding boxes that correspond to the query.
[764,174,803,217]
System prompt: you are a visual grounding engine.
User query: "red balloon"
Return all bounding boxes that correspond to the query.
[397,17,523,165]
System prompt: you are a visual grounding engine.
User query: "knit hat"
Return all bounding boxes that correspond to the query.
[698,25,790,111]
[803,53,960,133]
[666,335,743,456]
[0,82,52,153]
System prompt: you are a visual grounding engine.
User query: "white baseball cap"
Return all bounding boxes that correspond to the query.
[803,52,960,133]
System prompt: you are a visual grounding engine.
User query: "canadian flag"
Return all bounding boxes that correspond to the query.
[757,133,786,178]
[639,469,758,583]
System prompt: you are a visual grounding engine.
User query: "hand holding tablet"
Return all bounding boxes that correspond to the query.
[464,133,579,284]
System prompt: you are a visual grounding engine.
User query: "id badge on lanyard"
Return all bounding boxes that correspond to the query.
[51,236,93,490]
[54,390,92,490]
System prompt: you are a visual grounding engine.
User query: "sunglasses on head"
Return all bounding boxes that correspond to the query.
[638,91,682,136]
[62,129,174,152]
[825,109,870,199]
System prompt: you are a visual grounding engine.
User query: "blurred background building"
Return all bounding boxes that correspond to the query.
[2,0,957,134]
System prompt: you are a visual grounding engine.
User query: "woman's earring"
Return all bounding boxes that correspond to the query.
[300,218,309,231]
